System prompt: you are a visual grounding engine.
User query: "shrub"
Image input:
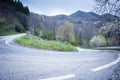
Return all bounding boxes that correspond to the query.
[89,35,106,47]
[42,31,55,40]
[15,23,24,32]
[0,18,7,24]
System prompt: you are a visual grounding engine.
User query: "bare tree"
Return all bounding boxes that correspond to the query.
[94,0,120,17]
[28,13,42,35]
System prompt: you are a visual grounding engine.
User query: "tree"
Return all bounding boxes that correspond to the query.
[57,21,76,45]
[23,7,29,15]
[94,0,120,17]
[89,35,106,47]
[28,13,41,35]
[1,0,13,5]
[98,21,120,45]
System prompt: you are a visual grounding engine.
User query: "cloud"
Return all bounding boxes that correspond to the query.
[49,9,70,16]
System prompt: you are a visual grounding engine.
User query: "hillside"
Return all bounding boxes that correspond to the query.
[27,10,120,46]
[0,0,29,35]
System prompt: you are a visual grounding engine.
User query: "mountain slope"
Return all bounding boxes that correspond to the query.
[70,10,100,21]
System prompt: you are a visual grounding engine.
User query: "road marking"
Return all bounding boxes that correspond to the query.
[39,74,75,80]
[5,37,12,46]
[91,54,120,72]
[4,34,25,47]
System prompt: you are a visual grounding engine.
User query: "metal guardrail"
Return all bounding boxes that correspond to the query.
[95,47,120,50]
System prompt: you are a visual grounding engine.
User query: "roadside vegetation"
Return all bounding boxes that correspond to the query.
[89,21,120,48]
[89,35,106,48]
[0,0,29,36]
[0,18,25,36]
[16,35,77,51]
[0,18,17,35]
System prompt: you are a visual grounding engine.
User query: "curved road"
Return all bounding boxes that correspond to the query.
[0,34,120,80]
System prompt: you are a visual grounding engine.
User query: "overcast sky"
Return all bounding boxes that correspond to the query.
[20,0,96,16]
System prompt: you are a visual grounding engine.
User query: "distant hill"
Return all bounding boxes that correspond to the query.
[70,10,100,21]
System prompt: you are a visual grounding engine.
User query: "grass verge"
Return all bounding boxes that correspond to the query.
[16,35,77,51]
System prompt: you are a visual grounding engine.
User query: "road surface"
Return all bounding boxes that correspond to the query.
[0,34,120,80]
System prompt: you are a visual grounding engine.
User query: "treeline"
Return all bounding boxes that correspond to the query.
[1,0,29,15]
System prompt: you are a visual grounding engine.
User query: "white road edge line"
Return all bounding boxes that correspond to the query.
[39,74,75,80]
[5,34,26,47]
[91,54,120,72]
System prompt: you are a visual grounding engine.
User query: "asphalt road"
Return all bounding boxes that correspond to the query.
[0,34,120,80]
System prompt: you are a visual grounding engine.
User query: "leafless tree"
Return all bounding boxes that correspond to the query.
[94,0,120,17]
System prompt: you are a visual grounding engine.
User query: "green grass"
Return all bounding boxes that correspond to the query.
[16,35,77,51]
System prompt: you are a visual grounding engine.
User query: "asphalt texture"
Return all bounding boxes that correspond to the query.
[0,34,120,80]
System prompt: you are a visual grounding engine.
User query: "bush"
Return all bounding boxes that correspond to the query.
[42,31,55,40]
[0,18,7,24]
[15,23,24,32]
[0,18,18,35]
[89,35,106,47]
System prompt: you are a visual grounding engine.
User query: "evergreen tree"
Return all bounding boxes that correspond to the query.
[1,0,29,15]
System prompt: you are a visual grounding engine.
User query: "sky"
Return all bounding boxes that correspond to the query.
[20,0,96,16]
